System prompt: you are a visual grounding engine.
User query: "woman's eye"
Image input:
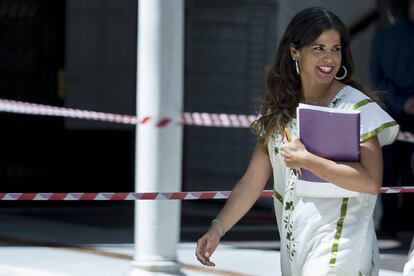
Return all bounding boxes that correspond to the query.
[313,47,323,51]
[332,47,342,52]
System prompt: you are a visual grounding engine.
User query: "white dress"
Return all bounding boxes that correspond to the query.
[266,86,399,276]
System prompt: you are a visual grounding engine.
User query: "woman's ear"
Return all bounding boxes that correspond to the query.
[289,44,300,61]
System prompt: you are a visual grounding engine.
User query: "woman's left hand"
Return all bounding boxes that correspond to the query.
[281,138,309,170]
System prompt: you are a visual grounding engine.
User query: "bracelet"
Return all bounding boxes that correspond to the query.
[211,218,226,237]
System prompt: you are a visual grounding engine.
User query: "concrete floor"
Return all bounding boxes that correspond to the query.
[0,203,411,275]
[0,243,408,275]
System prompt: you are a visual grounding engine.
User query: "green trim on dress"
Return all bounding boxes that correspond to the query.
[329,198,349,268]
[360,121,399,142]
[272,188,283,204]
[351,99,373,110]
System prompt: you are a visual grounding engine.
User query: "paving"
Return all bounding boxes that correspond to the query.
[0,202,410,275]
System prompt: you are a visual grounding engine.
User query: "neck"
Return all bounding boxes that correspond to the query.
[301,81,337,106]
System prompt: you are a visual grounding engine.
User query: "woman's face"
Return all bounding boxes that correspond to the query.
[291,29,342,85]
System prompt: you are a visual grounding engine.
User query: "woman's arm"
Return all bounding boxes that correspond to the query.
[282,136,383,195]
[196,143,272,266]
[214,143,273,231]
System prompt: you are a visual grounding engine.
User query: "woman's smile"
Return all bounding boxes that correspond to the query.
[291,29,342,84]
[316,65,335,77]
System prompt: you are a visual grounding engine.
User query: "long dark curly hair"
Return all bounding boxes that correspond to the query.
[252,7,382,146]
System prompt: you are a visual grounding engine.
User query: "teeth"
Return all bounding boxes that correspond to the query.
[318,66,333,73]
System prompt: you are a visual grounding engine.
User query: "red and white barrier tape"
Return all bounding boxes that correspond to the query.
[0,187,413,201]
[0,99,256,128]
[182,112,256,128]
[0,98,413,142]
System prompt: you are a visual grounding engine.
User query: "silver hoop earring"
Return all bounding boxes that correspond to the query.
[295,60,300,75]
[335,66,347,80]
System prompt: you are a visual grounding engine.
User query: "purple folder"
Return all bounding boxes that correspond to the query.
[296,104,360,197]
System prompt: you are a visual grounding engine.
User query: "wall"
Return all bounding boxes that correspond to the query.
[65,0,137,130]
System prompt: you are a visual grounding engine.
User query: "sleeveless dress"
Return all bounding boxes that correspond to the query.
[260,86,399,276]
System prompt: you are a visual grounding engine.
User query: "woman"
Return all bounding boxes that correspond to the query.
[195,7,399,275]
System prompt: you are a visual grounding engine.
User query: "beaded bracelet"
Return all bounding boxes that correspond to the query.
[211,218,226,237]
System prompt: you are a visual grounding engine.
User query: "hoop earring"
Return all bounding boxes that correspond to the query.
[335,66,347,80]
[294,60,300,75]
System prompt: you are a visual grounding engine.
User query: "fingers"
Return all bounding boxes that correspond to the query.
[290,137,299,143]
[281,148,290,162]
[204,242,218,266]
[195,238,207,265]
[195,238,215,266]
[203,251,216,267]
[281,151,297,169]
[195,235,218,267]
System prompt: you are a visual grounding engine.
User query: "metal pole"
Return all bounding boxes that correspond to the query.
[128,0,184,274]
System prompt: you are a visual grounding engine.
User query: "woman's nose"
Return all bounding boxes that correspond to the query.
[322,53,335,63]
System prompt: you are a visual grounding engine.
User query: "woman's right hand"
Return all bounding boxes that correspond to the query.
[195,225,221,266]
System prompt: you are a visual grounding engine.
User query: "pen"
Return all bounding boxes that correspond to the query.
[284,128,302,175]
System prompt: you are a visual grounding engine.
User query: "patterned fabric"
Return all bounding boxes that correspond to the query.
[264,85,399,276]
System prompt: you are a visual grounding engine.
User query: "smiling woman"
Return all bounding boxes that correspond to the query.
[292,29,343,83]
[195,7,400,276]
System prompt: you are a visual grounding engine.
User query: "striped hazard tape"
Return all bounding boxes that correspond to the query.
[0,99,256,128]
[0,98,413,143]
[0,187,412,201]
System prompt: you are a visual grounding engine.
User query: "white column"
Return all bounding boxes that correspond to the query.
[129,0,184,274]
